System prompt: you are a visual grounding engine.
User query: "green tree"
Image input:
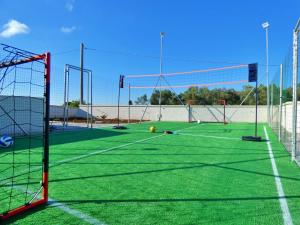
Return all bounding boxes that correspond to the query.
[67,100,80,108]
[258,84,267,105]
[181,87,200,104]
[150,89,180,105]
[239,85,256,105]
[135,94,148,105]
[134,84,269,106]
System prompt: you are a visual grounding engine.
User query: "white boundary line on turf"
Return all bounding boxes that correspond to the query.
[51,124,199,167]
[263,126,293,225]
[49,198,105,225]
[9,185,105,225]
[50,133,165,167]
[177,133,240,140]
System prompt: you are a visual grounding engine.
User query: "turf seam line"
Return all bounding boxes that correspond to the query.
[264,126,293,225]
[50,124,199,167]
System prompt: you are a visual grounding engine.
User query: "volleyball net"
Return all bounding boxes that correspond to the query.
[124,63,258,123]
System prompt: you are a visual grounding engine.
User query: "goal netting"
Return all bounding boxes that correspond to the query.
[0,44,50,221]
[125,64,258,123]
[62,64,93,129]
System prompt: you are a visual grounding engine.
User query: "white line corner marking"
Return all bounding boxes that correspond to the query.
[263,126,293,225]
[49,198,106,225]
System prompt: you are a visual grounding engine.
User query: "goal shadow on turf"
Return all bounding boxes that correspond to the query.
[0,129,126,154]
[56,194,300,205]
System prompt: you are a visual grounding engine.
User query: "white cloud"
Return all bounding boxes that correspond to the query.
[65,0,75,12]
[0,19,30,38]
[60,26,76,33]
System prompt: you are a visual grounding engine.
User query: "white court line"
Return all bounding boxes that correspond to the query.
[51,124,199,167]
[177,133,240,140]
[263,126,293,225]
[49,198,105,225]
[50,133,165,167]
[5,124,198,224]
[10,185,105,225]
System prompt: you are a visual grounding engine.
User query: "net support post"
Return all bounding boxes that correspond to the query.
[90,71,93,128]
[242,63,261,142]
[188,104,191,123]
[292,22,299,161]
[86,70,90,128]
[128,83,131,123]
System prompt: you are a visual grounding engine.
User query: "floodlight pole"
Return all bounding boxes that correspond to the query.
[262,22,270,125]
[63,65,68,128]
[80,42,84,105]
[158,32,164,121]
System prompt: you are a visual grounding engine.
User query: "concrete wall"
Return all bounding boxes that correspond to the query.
[280,102,297,133]
[50,105,91,119]
[191,105,267,123]
[0,96,44,135]
[270,101,300,135]
[85,105,268,123]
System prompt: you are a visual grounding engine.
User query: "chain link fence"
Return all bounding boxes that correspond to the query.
[269,18,300,165]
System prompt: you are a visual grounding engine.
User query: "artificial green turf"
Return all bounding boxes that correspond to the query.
[2,122,300,224]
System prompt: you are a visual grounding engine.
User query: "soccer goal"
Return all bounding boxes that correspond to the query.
[0,44,50,221]
[125,64,258,123]
[63,64,93,129]
[188,99,227,124]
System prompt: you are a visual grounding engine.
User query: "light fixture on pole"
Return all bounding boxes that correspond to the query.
[262,21,270,125]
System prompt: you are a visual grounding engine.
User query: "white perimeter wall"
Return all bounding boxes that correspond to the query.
[281,102,294,133]
[85,105,268,123]
[0,96,44,135]
[50,105,91,119]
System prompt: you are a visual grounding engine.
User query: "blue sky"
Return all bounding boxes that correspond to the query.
[0,0,299,105]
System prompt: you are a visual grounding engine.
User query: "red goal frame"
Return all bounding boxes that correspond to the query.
[0,46,50,221]
[218,99,227,125]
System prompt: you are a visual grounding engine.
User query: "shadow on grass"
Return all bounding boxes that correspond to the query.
[1,203,48,225]
[88,137,283,152]
[58,194,300,205]
[0,128,125,153]
[45,154,300,184]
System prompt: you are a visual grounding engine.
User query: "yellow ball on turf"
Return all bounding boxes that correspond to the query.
[149,126,156,133]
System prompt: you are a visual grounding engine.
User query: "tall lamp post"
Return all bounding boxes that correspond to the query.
[262,21,270,125]
[158,32,165,121]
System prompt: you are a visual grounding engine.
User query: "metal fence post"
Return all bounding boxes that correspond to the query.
[279,64,283,142]
[292,20,300,161]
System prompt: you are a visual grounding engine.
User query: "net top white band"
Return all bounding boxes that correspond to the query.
[126,64,249,78]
